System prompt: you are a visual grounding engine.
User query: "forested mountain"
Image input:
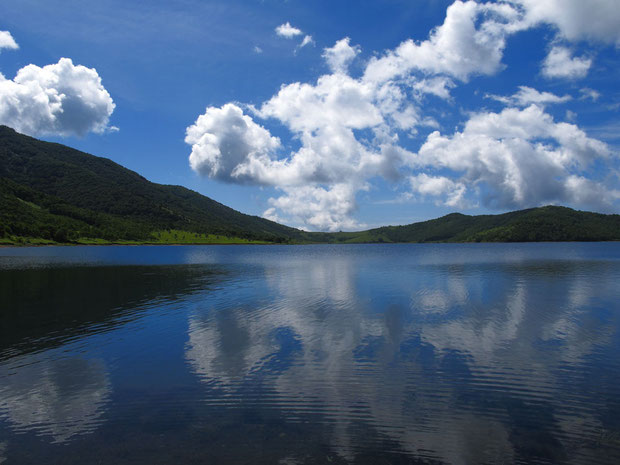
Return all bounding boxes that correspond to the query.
[0,125,300,244]
[319,206,620,243]
[1,125,619,245]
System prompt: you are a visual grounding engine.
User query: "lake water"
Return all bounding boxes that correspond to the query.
[1,243,620,464]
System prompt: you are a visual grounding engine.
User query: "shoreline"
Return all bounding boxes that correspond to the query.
[0,241,275,248]
[2,239,619,249]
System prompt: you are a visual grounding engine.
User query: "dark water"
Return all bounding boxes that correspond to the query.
[1,243,620,464]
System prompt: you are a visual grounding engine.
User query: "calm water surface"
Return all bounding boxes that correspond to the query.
[1,243,620,464]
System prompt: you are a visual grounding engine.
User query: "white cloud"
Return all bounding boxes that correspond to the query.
[275,22,302,39]
[258,73,382,133]
[185,103,281,182]
[565,175,620,206]
[276,23,315,52]
[253,45,263,54]
[488,85,572,106]
[249,68,421,229]
[412,77,455,100]
[187,39,421,230]
[542,46,591,79]
[409,174,467,207]
[415,105,614,209]
[363,0,618,85]
[0,31,18,52]
[0,57,115,137]
[364,1,525,83]
[515,0,620,45]
[579,88,600,101]
[322,38,360,74]
[187,2,620,230]
[266,184,362,231]
[299,35,315,48]
[262,207,283,224]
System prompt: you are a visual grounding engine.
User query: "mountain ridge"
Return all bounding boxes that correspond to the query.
[0,125,300,244]
[1,125,619,245]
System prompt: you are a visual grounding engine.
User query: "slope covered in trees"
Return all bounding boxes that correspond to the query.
[318,206,620,243]
[0,125,299,244]
[1,125,619,246]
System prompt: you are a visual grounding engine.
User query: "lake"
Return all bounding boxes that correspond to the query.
[1,243,620,464]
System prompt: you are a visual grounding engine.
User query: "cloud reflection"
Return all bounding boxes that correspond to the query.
[0,356,110,443]
[185,246,620,463]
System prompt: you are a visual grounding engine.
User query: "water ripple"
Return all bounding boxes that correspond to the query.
[0,243,619,464]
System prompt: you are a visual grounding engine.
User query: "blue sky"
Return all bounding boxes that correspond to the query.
[1,0,619,231]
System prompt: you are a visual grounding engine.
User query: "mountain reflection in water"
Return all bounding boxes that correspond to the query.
[1,244,619,464]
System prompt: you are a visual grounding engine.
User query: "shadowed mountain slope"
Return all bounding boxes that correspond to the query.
[0,125,299,243]
[1,125,619,245]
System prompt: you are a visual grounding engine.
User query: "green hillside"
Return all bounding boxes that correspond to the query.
[1,125,619,246]
[0,125,300,245]
[314,206,620,243]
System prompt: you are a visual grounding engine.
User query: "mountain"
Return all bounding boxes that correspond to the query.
[0,125,300,244]
[316,206,620,243]
[1,125,619,245]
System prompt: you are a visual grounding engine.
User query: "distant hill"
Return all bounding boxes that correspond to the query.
[316,206,620,243]
[1,125,619,245]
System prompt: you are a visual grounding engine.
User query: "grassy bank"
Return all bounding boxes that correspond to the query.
[0,229,271,247]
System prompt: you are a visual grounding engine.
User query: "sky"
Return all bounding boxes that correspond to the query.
[1,0,619,231]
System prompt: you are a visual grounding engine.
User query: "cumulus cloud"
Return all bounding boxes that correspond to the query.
[185,103,281,182]
[258,73,382,133]
[0,58,115,137]
[488,85,572,107]
[360,0,616,85]
[322,38,360,74]
[186,1,619,230]
[275,22,302,39]
[249,67,426,229]
[0,31,18,52]
[364,1,525,83]
[409,174,467,208]
[564,175,620,206]
[415,105,614,209]
[267,184,361,232]
[412,77,456,100]
[542,46,591,79]
[515,0,620,45]
[186,47,419,230]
